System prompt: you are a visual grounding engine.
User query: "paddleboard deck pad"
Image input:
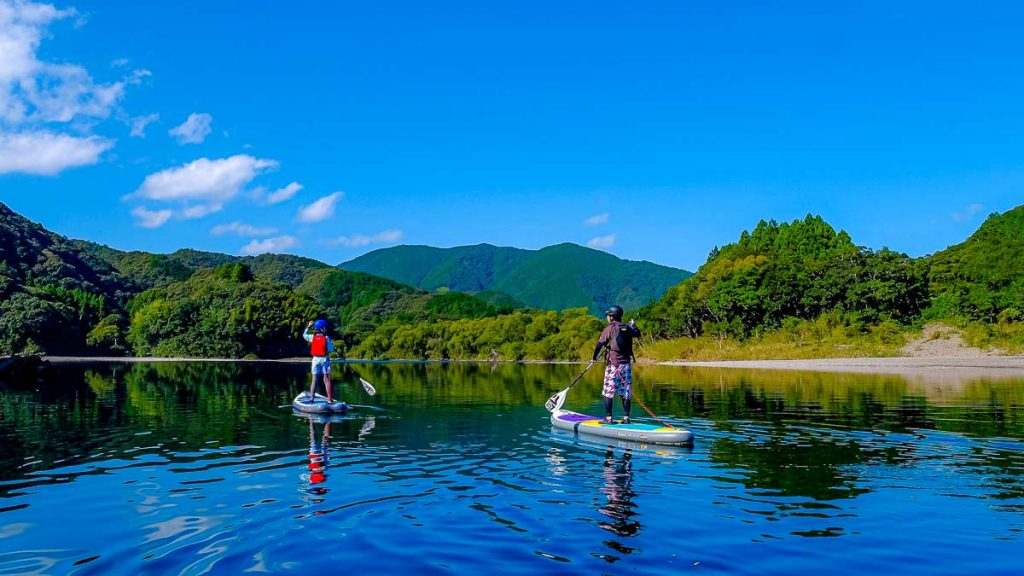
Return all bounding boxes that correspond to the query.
[551,409,693,445]
[293,392,348,414]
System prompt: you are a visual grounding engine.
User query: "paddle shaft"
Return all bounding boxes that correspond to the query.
[566,360,596,391]
[546,360,596,411]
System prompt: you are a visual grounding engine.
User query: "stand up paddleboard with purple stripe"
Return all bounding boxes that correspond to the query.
[550,409,693,445]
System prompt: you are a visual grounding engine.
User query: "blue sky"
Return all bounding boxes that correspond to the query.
[1,0,1021,272]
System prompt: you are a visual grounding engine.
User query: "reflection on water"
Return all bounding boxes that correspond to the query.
[599,449,639,539]
[305,416,331,496]
[0,361,1020,575]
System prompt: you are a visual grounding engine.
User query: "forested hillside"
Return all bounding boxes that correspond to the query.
[0,203,129,354]
[923,205,1024,323]
[341,242,692,314]
[4,201,1023,360]
[0,203,601,359]
[641,215,928,340]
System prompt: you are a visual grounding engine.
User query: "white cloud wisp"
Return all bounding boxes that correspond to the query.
[327,229,404,248]
[132,206,172,228]
[952,203,985,223]
[211,221,278,237]
[241,235,298,255]
[267,181,302,204]
[587,234,616,249]
[168,112,212,145]
[297,192,343,223]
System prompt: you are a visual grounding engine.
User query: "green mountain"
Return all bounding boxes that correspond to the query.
[341,242,692,315]
[0,202,512,357]
[641,215,929,339]
[923,205,1024,322]
[76,243,330,292]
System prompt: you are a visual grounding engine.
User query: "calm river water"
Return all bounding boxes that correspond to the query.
[1,361,1021,575]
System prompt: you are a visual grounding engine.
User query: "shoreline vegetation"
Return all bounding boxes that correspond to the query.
[26,349,1024,381]
[4,205,1024,364]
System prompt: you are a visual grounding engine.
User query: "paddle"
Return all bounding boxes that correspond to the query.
[340,361,377,396]
[545,360,596,412]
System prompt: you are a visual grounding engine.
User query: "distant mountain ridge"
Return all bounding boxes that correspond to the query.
[341,242,692,315]
[0,202,512,357]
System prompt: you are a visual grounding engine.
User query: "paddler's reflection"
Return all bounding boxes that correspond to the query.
[598,448,639,537]
[306,417,331,495]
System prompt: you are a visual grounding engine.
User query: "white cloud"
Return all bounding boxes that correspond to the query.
[267,181,301,204]
[129,113,158,137]
[297,191,343,223]
[0,1,143,175]
[181,203,222,219]
[21,63,125,123]
[132,206,172,228]
[211,221,277,237]
[135,154,278,205]
[125,68,151,85]
[168,112,212,144]
[241,235,298,255]
[0,130,112,175]
[584,213,609,226]
[952,203,985,223]
[327,229,404,248]
[0,1,75,85]
[587,234,616,249]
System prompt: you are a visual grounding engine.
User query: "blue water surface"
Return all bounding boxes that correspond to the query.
[0,361,1021,575]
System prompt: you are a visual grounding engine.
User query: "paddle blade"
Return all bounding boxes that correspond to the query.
[359,377,376,396]
[545,389,567,412]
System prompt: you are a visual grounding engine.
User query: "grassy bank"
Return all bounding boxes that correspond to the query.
[637,316,1024,362]
[955,320,1024,355]
[639,331,903,362]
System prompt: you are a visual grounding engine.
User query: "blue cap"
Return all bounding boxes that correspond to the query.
[313,319,327,331]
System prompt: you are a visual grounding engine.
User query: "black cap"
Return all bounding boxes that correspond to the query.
[604,305,624,320]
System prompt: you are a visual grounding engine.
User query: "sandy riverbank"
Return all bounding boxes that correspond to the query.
[661,355,1024,380]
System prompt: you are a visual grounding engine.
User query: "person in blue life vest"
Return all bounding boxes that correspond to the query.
[303,319,336,402]
[592,305,641,423]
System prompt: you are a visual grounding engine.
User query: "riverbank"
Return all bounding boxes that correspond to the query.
[39,353,1024,375]
[662,355,1024,380]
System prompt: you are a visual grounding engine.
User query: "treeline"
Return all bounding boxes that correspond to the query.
[640,215,928,339]
[639,207,1024,353]
[3,201,1024,360]
[350,309,601,360]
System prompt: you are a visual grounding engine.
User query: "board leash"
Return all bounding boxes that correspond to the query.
[632,392,675,428]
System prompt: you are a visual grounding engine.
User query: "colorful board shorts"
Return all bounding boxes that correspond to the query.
[311,356,331,375]
[602,363,632,399]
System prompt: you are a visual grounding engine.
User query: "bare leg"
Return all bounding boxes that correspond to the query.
[325,373,333,403]
[309,372,317,398]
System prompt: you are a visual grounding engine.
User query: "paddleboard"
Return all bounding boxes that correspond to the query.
[292,392,348,414]
[550,409,694,445]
